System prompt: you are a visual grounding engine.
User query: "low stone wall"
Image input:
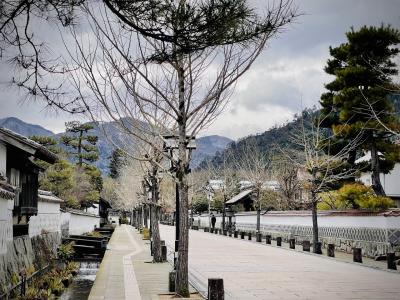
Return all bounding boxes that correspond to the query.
[0,232,60,296]
[193,210,400,258]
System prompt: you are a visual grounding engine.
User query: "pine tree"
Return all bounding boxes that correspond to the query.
[108,148,126,179]
[61,121,99,167]
[320,25,400,195]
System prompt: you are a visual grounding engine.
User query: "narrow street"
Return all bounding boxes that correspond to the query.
[160,225,400,300]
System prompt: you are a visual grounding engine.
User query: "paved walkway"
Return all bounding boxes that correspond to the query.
[89,225,180,300]
[160,225,400,300]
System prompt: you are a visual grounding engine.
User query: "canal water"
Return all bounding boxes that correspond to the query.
[60,261,99,300]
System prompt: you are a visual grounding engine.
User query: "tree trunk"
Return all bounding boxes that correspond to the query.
[151,168,162,263]
[347,149,357,182]
[370,138,386,196]
[176,60,190,297]
[78,130,83,167]
[144,205,148,228]
[222,198,226,232]
[311,198,319,253]
[256,191,261,233]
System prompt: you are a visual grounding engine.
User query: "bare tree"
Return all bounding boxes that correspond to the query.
[287,114,362,253]
[202,151,240,231]
[273,159,301,209]
[235,139,273,233]
[64,1,298,295]
[357,87,400,137]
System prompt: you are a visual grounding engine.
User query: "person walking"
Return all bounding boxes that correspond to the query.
[211,214,216,231]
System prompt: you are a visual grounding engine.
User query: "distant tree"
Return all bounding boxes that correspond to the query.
[191,195,209,214]
[61,121,99,167]
[320,25,400,195]
[108,148,126,179]
[288,114,361,253]
[273,159,301,209]
[235,138,273,234]
[30,135,61,153]
[39,159,77,207]
[318,183,394,211]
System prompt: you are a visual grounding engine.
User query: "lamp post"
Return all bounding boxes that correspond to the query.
[163,135,196,257]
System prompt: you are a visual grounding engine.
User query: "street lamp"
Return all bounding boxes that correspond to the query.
[162,135,196,255]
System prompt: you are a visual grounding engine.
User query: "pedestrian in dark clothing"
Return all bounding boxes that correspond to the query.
[211,214,216,230]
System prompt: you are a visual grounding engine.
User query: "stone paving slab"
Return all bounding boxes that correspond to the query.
[88,225,142,300]
[160,225,400,300]
[89,225,201,300]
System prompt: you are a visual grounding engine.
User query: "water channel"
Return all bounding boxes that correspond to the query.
[59,261,99,300]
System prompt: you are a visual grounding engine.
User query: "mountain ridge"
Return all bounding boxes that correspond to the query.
[0,117,233,174]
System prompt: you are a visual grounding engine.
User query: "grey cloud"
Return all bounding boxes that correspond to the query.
[0,0,399,138]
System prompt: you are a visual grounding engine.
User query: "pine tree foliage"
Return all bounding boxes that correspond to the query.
[319,25,400,195]
[108,148,126,179]
[61,121,99,167]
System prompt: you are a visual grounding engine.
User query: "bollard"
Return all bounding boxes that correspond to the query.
[223,230,227,236]
[327,244,335,257]
[161,245,167,262]
[228,231,232,237]
[303,241,310,252]
[208,278,224,300]
[353,248,362,263]
[265,235,271,244]
[289,238,295,249]
[219,229,223,235]
[174,257,177,269]
[169,271,176,292]
[234,231,238,238]
[215,229,218,235]
[315,242,322,254]
[175,240,179,252]
[256,233,262,243]
[387,252,397,270]
[248,233,252,241]
[240,232,245,239]
[276,237,282,247]
[150,240,153,256]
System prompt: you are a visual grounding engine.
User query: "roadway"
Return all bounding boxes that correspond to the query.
[159,224,400,300]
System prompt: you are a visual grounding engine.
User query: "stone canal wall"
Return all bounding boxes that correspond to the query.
[193,210,400,258]
[0,232,60,295]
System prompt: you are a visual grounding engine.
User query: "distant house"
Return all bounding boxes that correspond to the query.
[225,189,254,211]
[356,152,400,208]
[0,127,58,238]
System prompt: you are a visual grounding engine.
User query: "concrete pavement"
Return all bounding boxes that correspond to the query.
[160,224,400,300]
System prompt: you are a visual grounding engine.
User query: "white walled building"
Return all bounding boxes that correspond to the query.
[356,153,400,208]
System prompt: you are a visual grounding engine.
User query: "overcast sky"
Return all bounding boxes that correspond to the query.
[0,0,399,140]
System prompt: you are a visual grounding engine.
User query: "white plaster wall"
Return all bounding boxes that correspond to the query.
[194,212,400,230]
[85,204,99,216]
[359,163,400,197]
[29,200,62,237]
[0,143,6,176]
[68,212,100,235]
[38,201,61,215]
[382,164,400,197]
[0,197,12,254]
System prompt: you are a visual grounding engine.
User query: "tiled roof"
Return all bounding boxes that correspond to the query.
[38,190,63,203]
[0,127,58,163]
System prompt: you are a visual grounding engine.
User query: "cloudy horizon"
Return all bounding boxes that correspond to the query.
[0,0,399,140]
